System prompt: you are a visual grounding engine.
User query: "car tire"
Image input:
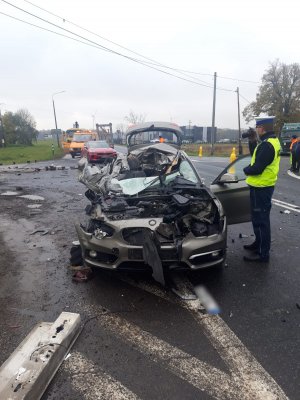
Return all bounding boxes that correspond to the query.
[70,245,83,266]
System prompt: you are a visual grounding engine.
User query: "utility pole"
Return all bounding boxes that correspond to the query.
[236,87,242,155]
[211,72,217,156]
[0,104,5,148]
[52,91,65,147]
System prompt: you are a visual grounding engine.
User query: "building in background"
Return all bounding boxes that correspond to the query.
[180,125,239,144]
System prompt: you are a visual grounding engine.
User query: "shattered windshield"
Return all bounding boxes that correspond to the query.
[115,160,199,195]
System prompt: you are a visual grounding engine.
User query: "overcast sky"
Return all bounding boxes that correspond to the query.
[0,0,299,131]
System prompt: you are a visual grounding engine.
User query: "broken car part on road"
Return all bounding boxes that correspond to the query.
[0,312,81,400]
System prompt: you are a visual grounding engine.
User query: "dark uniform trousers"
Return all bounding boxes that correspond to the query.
[249,186,274,259]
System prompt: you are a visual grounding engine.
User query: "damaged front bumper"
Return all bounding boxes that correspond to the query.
[75,217,227,272]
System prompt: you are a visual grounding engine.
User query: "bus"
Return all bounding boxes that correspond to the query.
[280,123,300,155]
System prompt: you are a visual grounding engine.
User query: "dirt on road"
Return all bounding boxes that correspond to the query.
[0,160,87,369]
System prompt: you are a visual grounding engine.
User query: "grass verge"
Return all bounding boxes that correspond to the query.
[0,140,64,165]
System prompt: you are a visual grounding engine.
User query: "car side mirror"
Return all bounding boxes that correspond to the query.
[218,173,239,184]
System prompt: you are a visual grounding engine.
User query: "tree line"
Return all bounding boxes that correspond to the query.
[243,60,300,130]
[0,109,38,147]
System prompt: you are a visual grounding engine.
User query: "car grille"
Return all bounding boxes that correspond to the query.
[128,249,143,260]
[122,228,149,245]
[160,249,178,260]
[128,247,178,261]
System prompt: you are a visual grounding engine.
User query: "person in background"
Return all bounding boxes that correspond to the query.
[290,135,300,172]
[159,135,165,143]
[243,117,281,263]
[291,136,300,173]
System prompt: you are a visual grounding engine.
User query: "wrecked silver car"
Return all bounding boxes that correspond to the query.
[75,122,250,285]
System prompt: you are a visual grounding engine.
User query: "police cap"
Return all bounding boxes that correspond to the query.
[255,116,275,127]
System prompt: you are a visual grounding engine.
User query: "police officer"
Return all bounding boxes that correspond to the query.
[243,117,281,263]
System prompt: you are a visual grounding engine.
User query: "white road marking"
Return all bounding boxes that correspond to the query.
[287,170,300,179]
[113,275,289,400]
[272,198,300,213]
[63,351,140,400]
[82,305,241,400]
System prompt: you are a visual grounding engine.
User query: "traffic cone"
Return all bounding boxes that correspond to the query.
[198,145,203,157]
[229,147,236,163]
[229,147,236,174]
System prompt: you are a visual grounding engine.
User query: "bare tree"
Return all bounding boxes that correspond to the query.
[243,60,300,130]
[124,110,146,125]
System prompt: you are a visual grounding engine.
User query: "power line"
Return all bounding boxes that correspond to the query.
[5,12,223,91]
[19,0,238,91]
[21,0,259,86]
[0,1,241,93]
[239,93,252,103]
[1,0,217,88]
[0,9,220,90]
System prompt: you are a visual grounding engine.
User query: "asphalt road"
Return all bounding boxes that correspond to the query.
[0,153,299,400]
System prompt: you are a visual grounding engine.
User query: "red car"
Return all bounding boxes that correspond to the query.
[81,141,117,163]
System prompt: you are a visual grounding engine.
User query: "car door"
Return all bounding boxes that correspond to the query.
[210,155,251,224]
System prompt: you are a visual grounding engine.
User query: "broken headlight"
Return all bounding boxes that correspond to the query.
[87,220,114,238]
[94,228,108,240]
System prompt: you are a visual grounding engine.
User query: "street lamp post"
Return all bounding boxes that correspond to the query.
[52,91,65,147]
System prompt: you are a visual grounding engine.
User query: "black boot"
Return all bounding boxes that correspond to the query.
[243,254,269,263]
[243,242,258,251]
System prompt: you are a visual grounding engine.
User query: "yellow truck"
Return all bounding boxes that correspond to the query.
[61,128,98,155]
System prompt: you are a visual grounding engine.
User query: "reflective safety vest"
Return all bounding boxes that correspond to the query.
[246,138,281,187]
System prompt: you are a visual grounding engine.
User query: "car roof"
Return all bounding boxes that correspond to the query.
[126,121,182,150]
[126,121,182,135]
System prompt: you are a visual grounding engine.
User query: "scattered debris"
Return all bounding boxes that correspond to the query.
[30,229,49,236]
[283,210,291,214]
[296,303,300,310]
[229,311,233,318]
[231,239,235,243]
[170,273,197,300]
[239,233,248,238]
[16,186,23,191]
[0,312,81,400]
[72,267,93,283]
